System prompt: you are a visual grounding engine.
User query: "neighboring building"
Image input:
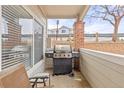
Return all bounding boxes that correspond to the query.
[47,26,74,48]
[47,26,73,34]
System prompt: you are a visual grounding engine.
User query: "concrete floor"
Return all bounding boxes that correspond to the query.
[37,69,91,88]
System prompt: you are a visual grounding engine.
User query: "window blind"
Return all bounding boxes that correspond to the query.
[2,5,33,69]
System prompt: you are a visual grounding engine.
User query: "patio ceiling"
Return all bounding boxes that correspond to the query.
[39,5,90,20]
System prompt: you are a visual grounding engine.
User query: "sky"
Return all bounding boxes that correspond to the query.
[48,6,124,34]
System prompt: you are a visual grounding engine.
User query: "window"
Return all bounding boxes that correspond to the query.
[61,30,66,33]
[33,20,44,64]
[1,5,33,69]
[2,18,8,43]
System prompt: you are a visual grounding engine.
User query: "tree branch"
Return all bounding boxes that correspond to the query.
[102,12,114,26]
[103,6,116,17]
[89,13,114,26]
[120,12,124,19]
[103,18,114,26]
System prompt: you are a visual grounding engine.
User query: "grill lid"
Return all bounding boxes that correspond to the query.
[54,44,72,53]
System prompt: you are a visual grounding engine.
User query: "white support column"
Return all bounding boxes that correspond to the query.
[0,5,2,71]
[32,18,35,66]
[43,19,47,56]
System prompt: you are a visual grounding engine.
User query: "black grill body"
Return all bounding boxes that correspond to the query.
[53,58,72,75]
[45,45,80,76]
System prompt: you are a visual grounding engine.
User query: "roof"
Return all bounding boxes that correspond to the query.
[39,5,89,20]
[59,26,71,30]
[48,25,71,31]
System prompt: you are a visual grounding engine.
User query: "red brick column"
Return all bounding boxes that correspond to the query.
[73,20,84,51]
[73,20,85,71]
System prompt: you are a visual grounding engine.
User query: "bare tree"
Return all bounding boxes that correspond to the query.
[88,5,124,42]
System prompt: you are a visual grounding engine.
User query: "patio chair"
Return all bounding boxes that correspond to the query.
[29,73,50,88]
[0,63,50,88]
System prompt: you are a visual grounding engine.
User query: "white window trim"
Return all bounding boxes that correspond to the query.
[32,18,35,66]
[0,6,2,71]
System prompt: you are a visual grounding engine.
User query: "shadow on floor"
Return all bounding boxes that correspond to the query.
[37,68,91,88]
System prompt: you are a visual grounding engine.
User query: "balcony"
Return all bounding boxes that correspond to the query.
[0,5,124,88]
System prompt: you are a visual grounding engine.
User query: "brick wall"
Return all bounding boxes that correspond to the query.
[73,21,84,50]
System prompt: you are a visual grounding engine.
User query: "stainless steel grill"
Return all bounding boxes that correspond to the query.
[53,44,73,75]
[45,45,80,76]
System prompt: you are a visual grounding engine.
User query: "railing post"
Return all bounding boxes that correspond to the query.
[95,32,99,42]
